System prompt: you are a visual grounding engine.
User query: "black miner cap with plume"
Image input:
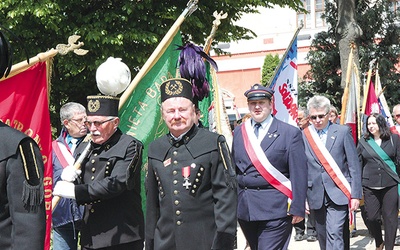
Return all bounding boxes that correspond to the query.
[177,42,218,105]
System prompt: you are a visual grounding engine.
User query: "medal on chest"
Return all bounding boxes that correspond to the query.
[182,166,191,190]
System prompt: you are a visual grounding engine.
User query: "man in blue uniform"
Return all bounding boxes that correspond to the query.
[232,83,307,250]
[145,78,237,250]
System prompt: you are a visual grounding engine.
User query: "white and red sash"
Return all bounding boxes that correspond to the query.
[241,119,292,199]
[304,126,351,200]
[52,140,74,168]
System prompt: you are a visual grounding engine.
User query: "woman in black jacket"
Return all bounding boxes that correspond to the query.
[357,113,400,250]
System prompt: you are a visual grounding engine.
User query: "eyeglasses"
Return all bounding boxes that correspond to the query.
[310,112,328,120]
[69,117,86,124]
[84,118,114,127]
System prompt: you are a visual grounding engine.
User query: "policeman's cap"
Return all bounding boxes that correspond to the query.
[244,83,274,101]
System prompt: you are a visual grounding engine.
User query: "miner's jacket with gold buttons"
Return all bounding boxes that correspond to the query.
[145,125,237,250]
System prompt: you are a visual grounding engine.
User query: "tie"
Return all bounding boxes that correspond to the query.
[254,123,261,138]
[70,138,78,154]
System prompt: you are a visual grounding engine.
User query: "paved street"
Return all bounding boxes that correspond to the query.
[235,210,400,250]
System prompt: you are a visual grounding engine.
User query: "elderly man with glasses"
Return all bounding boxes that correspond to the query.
[53,95,145,250]
[302,95,361,250]
[52,102,87,250]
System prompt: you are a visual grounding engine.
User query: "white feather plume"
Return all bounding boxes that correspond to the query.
[96,57,131,96]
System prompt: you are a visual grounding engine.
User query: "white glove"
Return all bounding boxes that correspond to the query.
[53,181,76,199]
[61,165,82,182]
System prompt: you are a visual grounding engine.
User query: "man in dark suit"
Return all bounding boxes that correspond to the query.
[302,95,362,250]
[232,83,307,250]
[145,78,237,250]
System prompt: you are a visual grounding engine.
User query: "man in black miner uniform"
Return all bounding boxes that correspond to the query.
[145,78,237,250]
[53,95,144,250]
[0,122,46,250]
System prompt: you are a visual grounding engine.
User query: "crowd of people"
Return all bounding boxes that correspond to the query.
[2,70,400,250]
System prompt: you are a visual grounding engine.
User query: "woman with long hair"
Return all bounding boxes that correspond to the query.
[357,113,400,250]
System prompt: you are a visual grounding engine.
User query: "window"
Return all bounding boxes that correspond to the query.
[297,0,326,29]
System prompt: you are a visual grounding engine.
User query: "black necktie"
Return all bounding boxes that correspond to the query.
[254,123,261,138]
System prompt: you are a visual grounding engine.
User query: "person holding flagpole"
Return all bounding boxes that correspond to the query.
[232,83,307,250]
[357,113,400,250]
[52,102,87,250]
[303,95,362,250]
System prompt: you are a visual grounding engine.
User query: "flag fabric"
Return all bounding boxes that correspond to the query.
[206,64,233,148]
[118,32,182,207]
[0,61,52,250]
[375,71,394,127]
[269,38,298,127]
[343,66,360,144]
[364,81,380,116]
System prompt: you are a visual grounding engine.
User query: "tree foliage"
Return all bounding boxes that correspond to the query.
[299,0,400,110]
[261,54,280,85]
[0,0,303,135]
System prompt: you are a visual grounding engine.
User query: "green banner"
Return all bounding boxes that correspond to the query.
[119,32,182,209]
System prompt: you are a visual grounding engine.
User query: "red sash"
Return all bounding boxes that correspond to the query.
[52,140,74,168]
[304,127,351,200]
[241,120,292,199]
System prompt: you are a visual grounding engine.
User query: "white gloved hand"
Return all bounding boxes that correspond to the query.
[53,181,76,199]
[61,165,82,182]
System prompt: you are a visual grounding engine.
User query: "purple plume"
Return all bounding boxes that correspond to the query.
[177,43,218,101]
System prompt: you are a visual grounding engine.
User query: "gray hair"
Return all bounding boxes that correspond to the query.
[60,102,86,122]
[298,106,309,116]
[307,95,331,114]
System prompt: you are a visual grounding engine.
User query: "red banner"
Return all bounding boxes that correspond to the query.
[0,62,52,250]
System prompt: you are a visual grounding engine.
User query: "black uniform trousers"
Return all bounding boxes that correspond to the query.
[363,185,398,250]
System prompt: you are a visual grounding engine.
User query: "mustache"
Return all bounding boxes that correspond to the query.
[171,118,187,126]
[91,131,101,136]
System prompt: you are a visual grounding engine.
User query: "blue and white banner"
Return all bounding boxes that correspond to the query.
[270,38,298,127]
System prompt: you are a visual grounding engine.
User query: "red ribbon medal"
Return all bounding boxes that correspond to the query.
[182,166,191,190]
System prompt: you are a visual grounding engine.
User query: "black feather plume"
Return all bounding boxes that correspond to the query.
[177,43,218,102]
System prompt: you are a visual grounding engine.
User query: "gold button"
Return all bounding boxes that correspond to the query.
[91,167,95,172]
[173,160,178,165]
[94,153,97,157]
[160,192,164,196]
[200,167,204,171]
[195,178,199,182]
[105,171,109,174]
[173,151,177,155]
[107,162,110,165]
[173,170,178,175]
[175,143,179,147]
[193,185,197,188]
[174,200,179,205]
[90,208,95,213]
[91,176,95,180]
[91,159,95,164]
[197,173,201,177]
[191,190,195,193]
[174,190,179,195]
[173,180,178,184]
[176,221,181,225]
[176,210,181,215]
